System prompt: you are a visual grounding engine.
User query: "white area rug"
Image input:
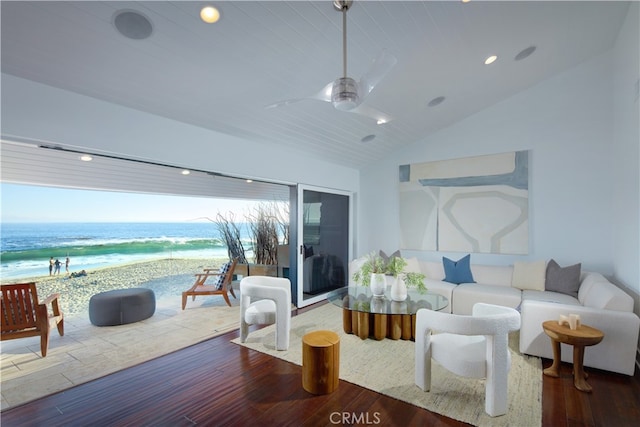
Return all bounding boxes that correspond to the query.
[232,303,542,427]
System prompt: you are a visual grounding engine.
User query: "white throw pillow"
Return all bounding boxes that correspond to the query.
[403,257,422,275]
[511,260,546,291]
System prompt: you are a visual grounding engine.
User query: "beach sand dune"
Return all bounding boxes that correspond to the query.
[1,258,227,317]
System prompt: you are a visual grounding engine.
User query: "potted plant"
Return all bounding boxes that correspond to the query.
[351,252,387,296]
[383,255,427,301]
[352,253,427,299]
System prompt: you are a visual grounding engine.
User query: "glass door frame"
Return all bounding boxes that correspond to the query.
[295,184,353,308]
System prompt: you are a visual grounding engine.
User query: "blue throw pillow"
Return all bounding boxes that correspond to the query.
[443,254,475,284]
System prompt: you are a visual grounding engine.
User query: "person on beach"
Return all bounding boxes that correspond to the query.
[54,258,61,275]
[49,257,54,276]
[65,257,70,273]
[69,269,87,278]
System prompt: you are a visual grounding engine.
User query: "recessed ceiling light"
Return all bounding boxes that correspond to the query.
[376,119,387,125]
[484,55,498,65]
[246,179,253,183]
[515,46,537,61]
[428,96,446,107]
[200,6,221,23]
[79,154,93,162]
[181,170,191,175]
[361,134,376,143]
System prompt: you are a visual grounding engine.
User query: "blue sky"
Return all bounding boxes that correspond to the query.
[1,183,264,223]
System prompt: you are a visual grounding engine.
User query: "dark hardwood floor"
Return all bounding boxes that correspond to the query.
[2,303,639,427]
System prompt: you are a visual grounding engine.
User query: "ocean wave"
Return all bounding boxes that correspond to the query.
[0,238,226,263]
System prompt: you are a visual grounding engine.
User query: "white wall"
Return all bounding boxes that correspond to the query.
[359,48,618,275]
[0,74,360,193]
[356,3,639,362]
[612,2,640,306]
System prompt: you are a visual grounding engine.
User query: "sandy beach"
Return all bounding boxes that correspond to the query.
[1,258,227,318]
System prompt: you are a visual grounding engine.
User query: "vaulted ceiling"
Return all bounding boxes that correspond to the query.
[1,1,630,170]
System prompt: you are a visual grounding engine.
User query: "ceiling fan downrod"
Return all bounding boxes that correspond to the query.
[334,0,352,78]
[331,0,358,111]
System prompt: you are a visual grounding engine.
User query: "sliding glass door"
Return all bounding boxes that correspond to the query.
[296,185,352,307]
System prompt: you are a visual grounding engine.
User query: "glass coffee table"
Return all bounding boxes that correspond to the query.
[327,286,448,340]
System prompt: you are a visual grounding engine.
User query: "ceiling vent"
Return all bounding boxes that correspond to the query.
[113,10,153,40]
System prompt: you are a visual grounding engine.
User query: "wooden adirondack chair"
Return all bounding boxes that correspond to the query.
[1,282,64,357]
[182,258,238,309]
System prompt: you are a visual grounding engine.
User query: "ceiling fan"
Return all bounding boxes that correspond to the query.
[267,0,397,123]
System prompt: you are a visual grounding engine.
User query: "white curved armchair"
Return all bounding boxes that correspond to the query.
[415,303,521,417]
[240,276,291,351]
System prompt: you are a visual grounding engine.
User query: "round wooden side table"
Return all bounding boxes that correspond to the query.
[542,320,604,392]
[302,330,340,395]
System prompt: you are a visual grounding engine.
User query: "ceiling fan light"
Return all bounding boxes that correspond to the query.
[332,77,359,111]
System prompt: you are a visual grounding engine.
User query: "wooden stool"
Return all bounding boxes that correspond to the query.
[302,330,340,394]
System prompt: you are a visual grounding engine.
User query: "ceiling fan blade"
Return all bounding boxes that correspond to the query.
[348,103,393,124]
[265,81,333,109]
[358,49,397,98]
[311,81,334,102]
[265,98,306,109]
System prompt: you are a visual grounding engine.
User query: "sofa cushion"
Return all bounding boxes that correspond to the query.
[470,264,514,287]
[511,260,546,291]
[577,272,607,303]
[443,254,475,284]
[545,259,581,298]
[581,279,634,312]
[452,284,521,315]
[420,261,444,280]
[521,290,580,306]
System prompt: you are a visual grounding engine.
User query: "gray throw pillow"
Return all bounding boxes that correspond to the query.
[379,250,401,263]
[545,259,581,298]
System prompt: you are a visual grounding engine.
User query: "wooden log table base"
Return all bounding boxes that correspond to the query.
[342,309,415,340]
[542,320,604,392]
[302,330,340,395]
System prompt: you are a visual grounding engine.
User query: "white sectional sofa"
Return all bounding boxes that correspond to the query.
[411,260,639,376]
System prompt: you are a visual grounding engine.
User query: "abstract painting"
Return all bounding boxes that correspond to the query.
[399,151,529,254]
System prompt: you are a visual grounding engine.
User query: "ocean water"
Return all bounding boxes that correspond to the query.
[0,222,253,280]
